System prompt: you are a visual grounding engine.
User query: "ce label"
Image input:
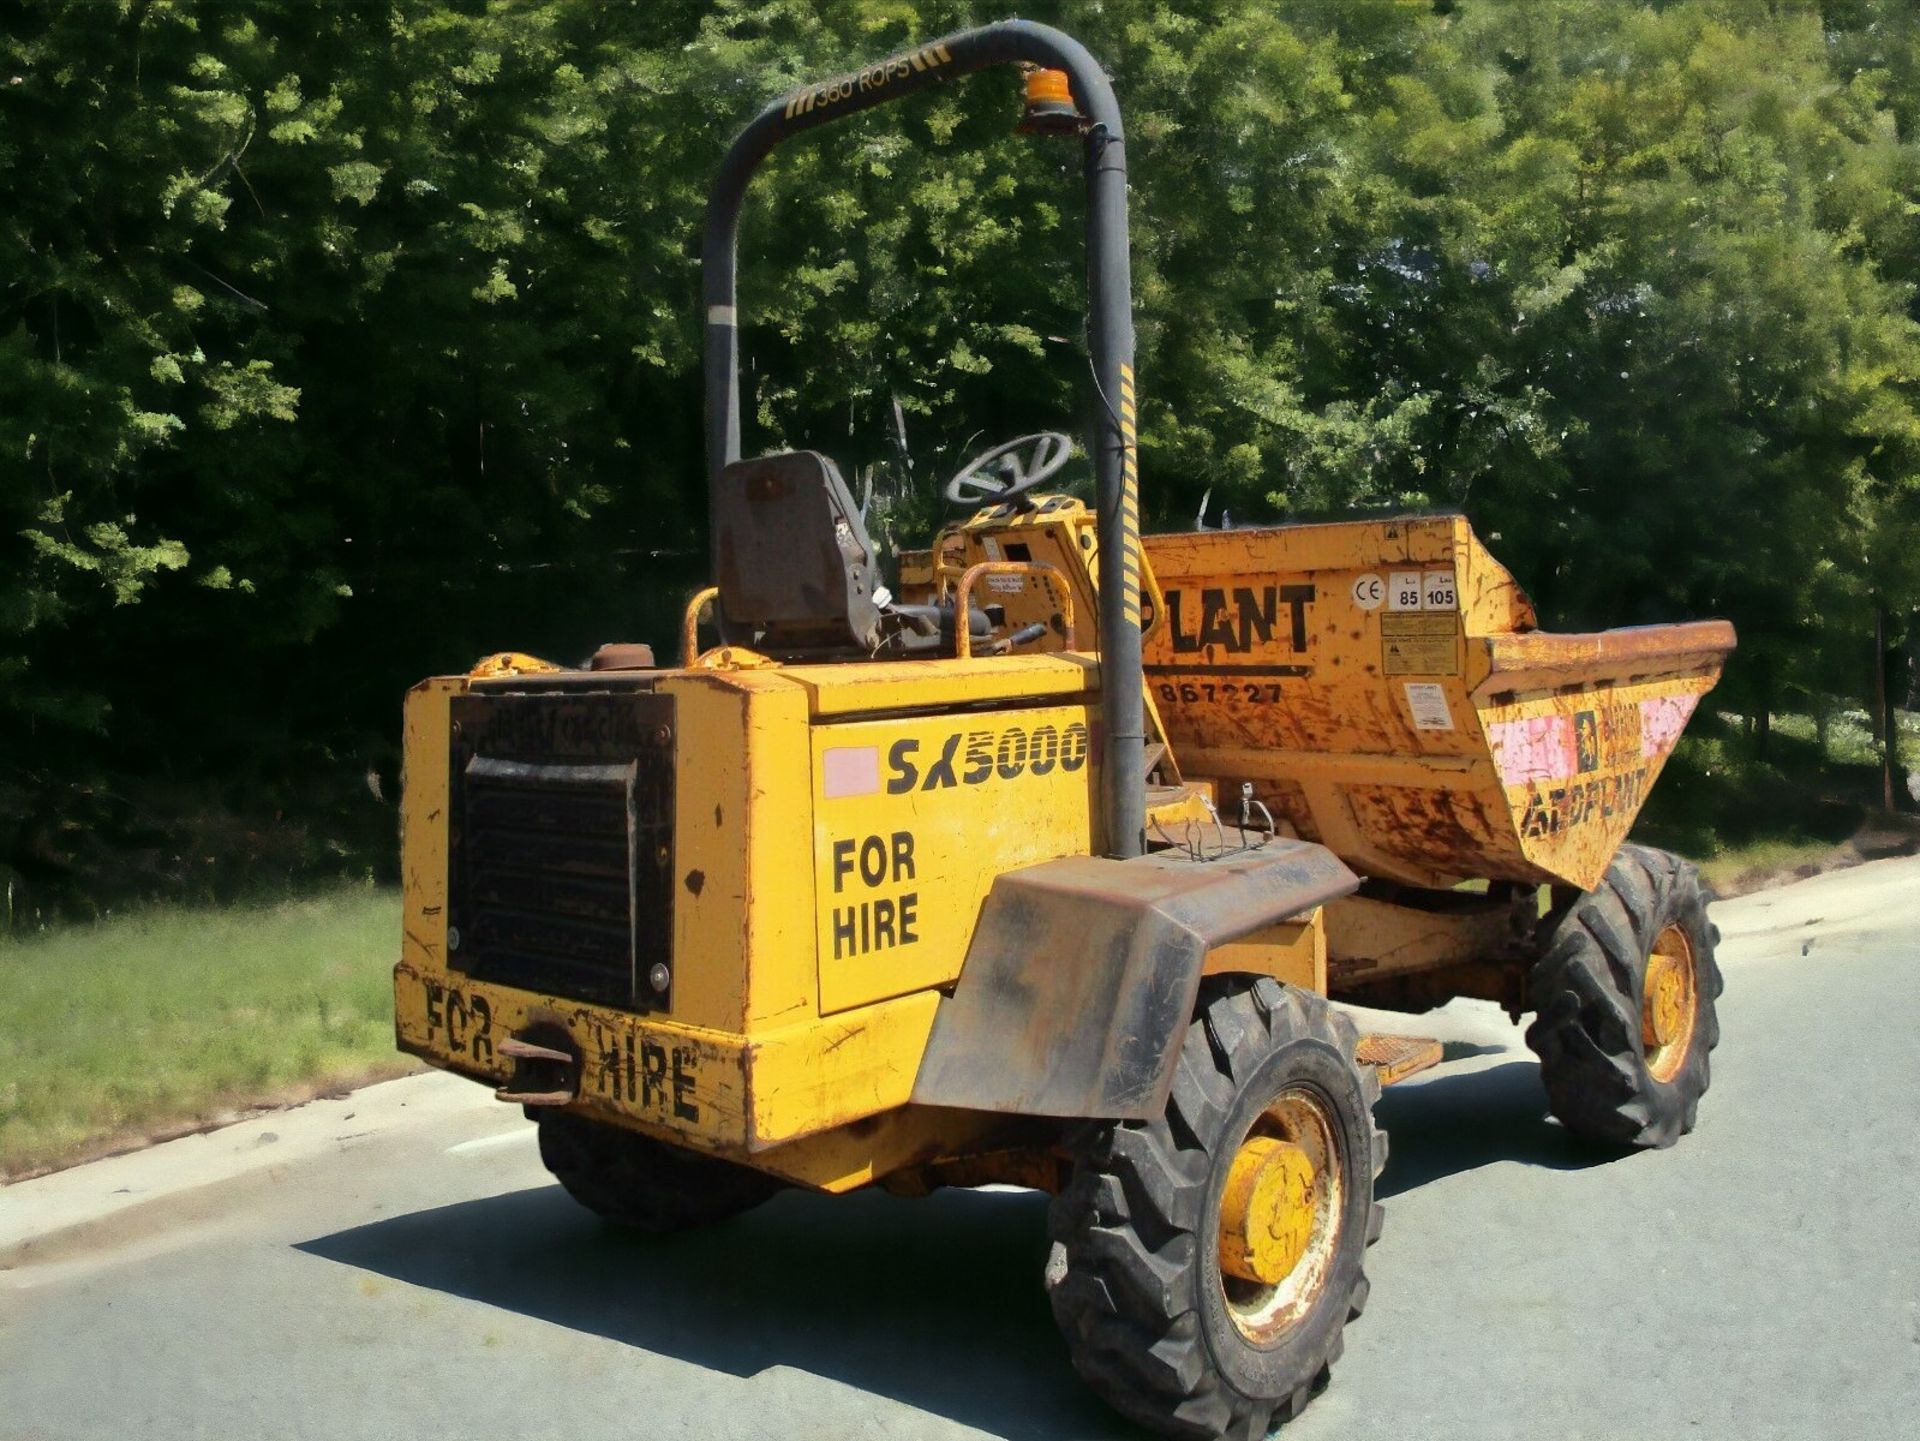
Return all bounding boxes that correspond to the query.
[1351,574,1385,611]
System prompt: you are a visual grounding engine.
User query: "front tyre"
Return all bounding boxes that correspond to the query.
[1525,843,1723,1149]
[1045,980,1385,1440]
[535,1111,781,1233]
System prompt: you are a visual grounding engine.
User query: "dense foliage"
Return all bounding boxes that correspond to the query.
[3,0,1917,912]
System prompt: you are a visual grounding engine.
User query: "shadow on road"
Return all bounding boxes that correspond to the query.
[1372,1058,1618,1200]
[299,1181,1137,1441]
[296,1056,1617,1438]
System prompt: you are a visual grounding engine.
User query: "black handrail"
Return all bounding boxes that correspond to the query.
[700,20,1147,858]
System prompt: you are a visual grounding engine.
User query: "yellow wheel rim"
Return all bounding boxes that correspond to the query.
[1642,923,1698,1083]
[1217,1087,1344,1344]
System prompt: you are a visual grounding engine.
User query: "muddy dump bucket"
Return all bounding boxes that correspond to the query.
[1141,515,1734,891]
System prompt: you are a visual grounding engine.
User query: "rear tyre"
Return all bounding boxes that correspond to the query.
[1045,979,1385,1440]
[1525,843,1723,1149]
[535,1112,780,1233]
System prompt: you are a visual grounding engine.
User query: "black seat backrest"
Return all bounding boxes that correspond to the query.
[711,450,884,656]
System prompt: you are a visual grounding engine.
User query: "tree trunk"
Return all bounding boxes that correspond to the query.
[1875,603,1895,812]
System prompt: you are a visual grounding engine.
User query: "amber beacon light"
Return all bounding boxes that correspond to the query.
[1017,66,1083,134]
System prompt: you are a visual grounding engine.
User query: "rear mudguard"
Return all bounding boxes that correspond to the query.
[910,841,1358,1119]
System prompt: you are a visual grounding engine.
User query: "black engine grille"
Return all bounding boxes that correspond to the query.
[447,689,674,1010]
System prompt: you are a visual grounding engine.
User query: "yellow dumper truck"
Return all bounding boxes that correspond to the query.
[394,23,1733,1437]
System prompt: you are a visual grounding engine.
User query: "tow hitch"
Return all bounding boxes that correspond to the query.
[495,1034,580,1107]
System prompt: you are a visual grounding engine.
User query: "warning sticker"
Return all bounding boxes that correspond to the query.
[1404,683,1454,732]
[821,745,881,798]
[1381,612,1458,675]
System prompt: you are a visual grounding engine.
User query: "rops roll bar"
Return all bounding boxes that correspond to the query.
[700,20,1147,858]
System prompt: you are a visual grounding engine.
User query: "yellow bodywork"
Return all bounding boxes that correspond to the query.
[466,651,564,678]
[399,499,1728,1191]
[396,649,1325,1192]
[904,506,1731,892]
[897,501,1731,1004]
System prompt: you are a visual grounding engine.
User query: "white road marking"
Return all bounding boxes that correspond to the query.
[445,1129,535,1159]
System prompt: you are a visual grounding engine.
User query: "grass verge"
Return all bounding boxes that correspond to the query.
[0,886,411,1181]
[1692,839,1847,895]
[1633,711,1916,894]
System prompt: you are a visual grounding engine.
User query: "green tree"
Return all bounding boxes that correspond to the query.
[6,0,1920,915]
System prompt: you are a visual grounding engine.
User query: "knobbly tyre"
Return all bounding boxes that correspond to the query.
[395,22,1733,1438]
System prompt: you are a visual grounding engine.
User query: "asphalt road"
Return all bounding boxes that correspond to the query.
[3,857,1916,1441]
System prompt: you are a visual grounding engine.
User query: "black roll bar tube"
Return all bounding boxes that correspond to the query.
[700,20,1147,859]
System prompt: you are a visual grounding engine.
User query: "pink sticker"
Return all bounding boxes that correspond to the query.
[1488,714,1576,785]
[1640,694,1698,758]
[821,746,880,799]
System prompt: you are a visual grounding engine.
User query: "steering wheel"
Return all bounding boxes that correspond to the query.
[945,432,1074,509]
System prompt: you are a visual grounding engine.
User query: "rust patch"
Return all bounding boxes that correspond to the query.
[685,868,706,897]
[1144,517,1730,890]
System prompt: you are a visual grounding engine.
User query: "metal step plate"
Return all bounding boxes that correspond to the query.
[1356,1033,1444,1086]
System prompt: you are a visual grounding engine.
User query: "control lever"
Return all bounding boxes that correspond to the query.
[981,620,1051,656]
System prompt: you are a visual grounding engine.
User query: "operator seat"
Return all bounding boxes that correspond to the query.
[711,450,885,657]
